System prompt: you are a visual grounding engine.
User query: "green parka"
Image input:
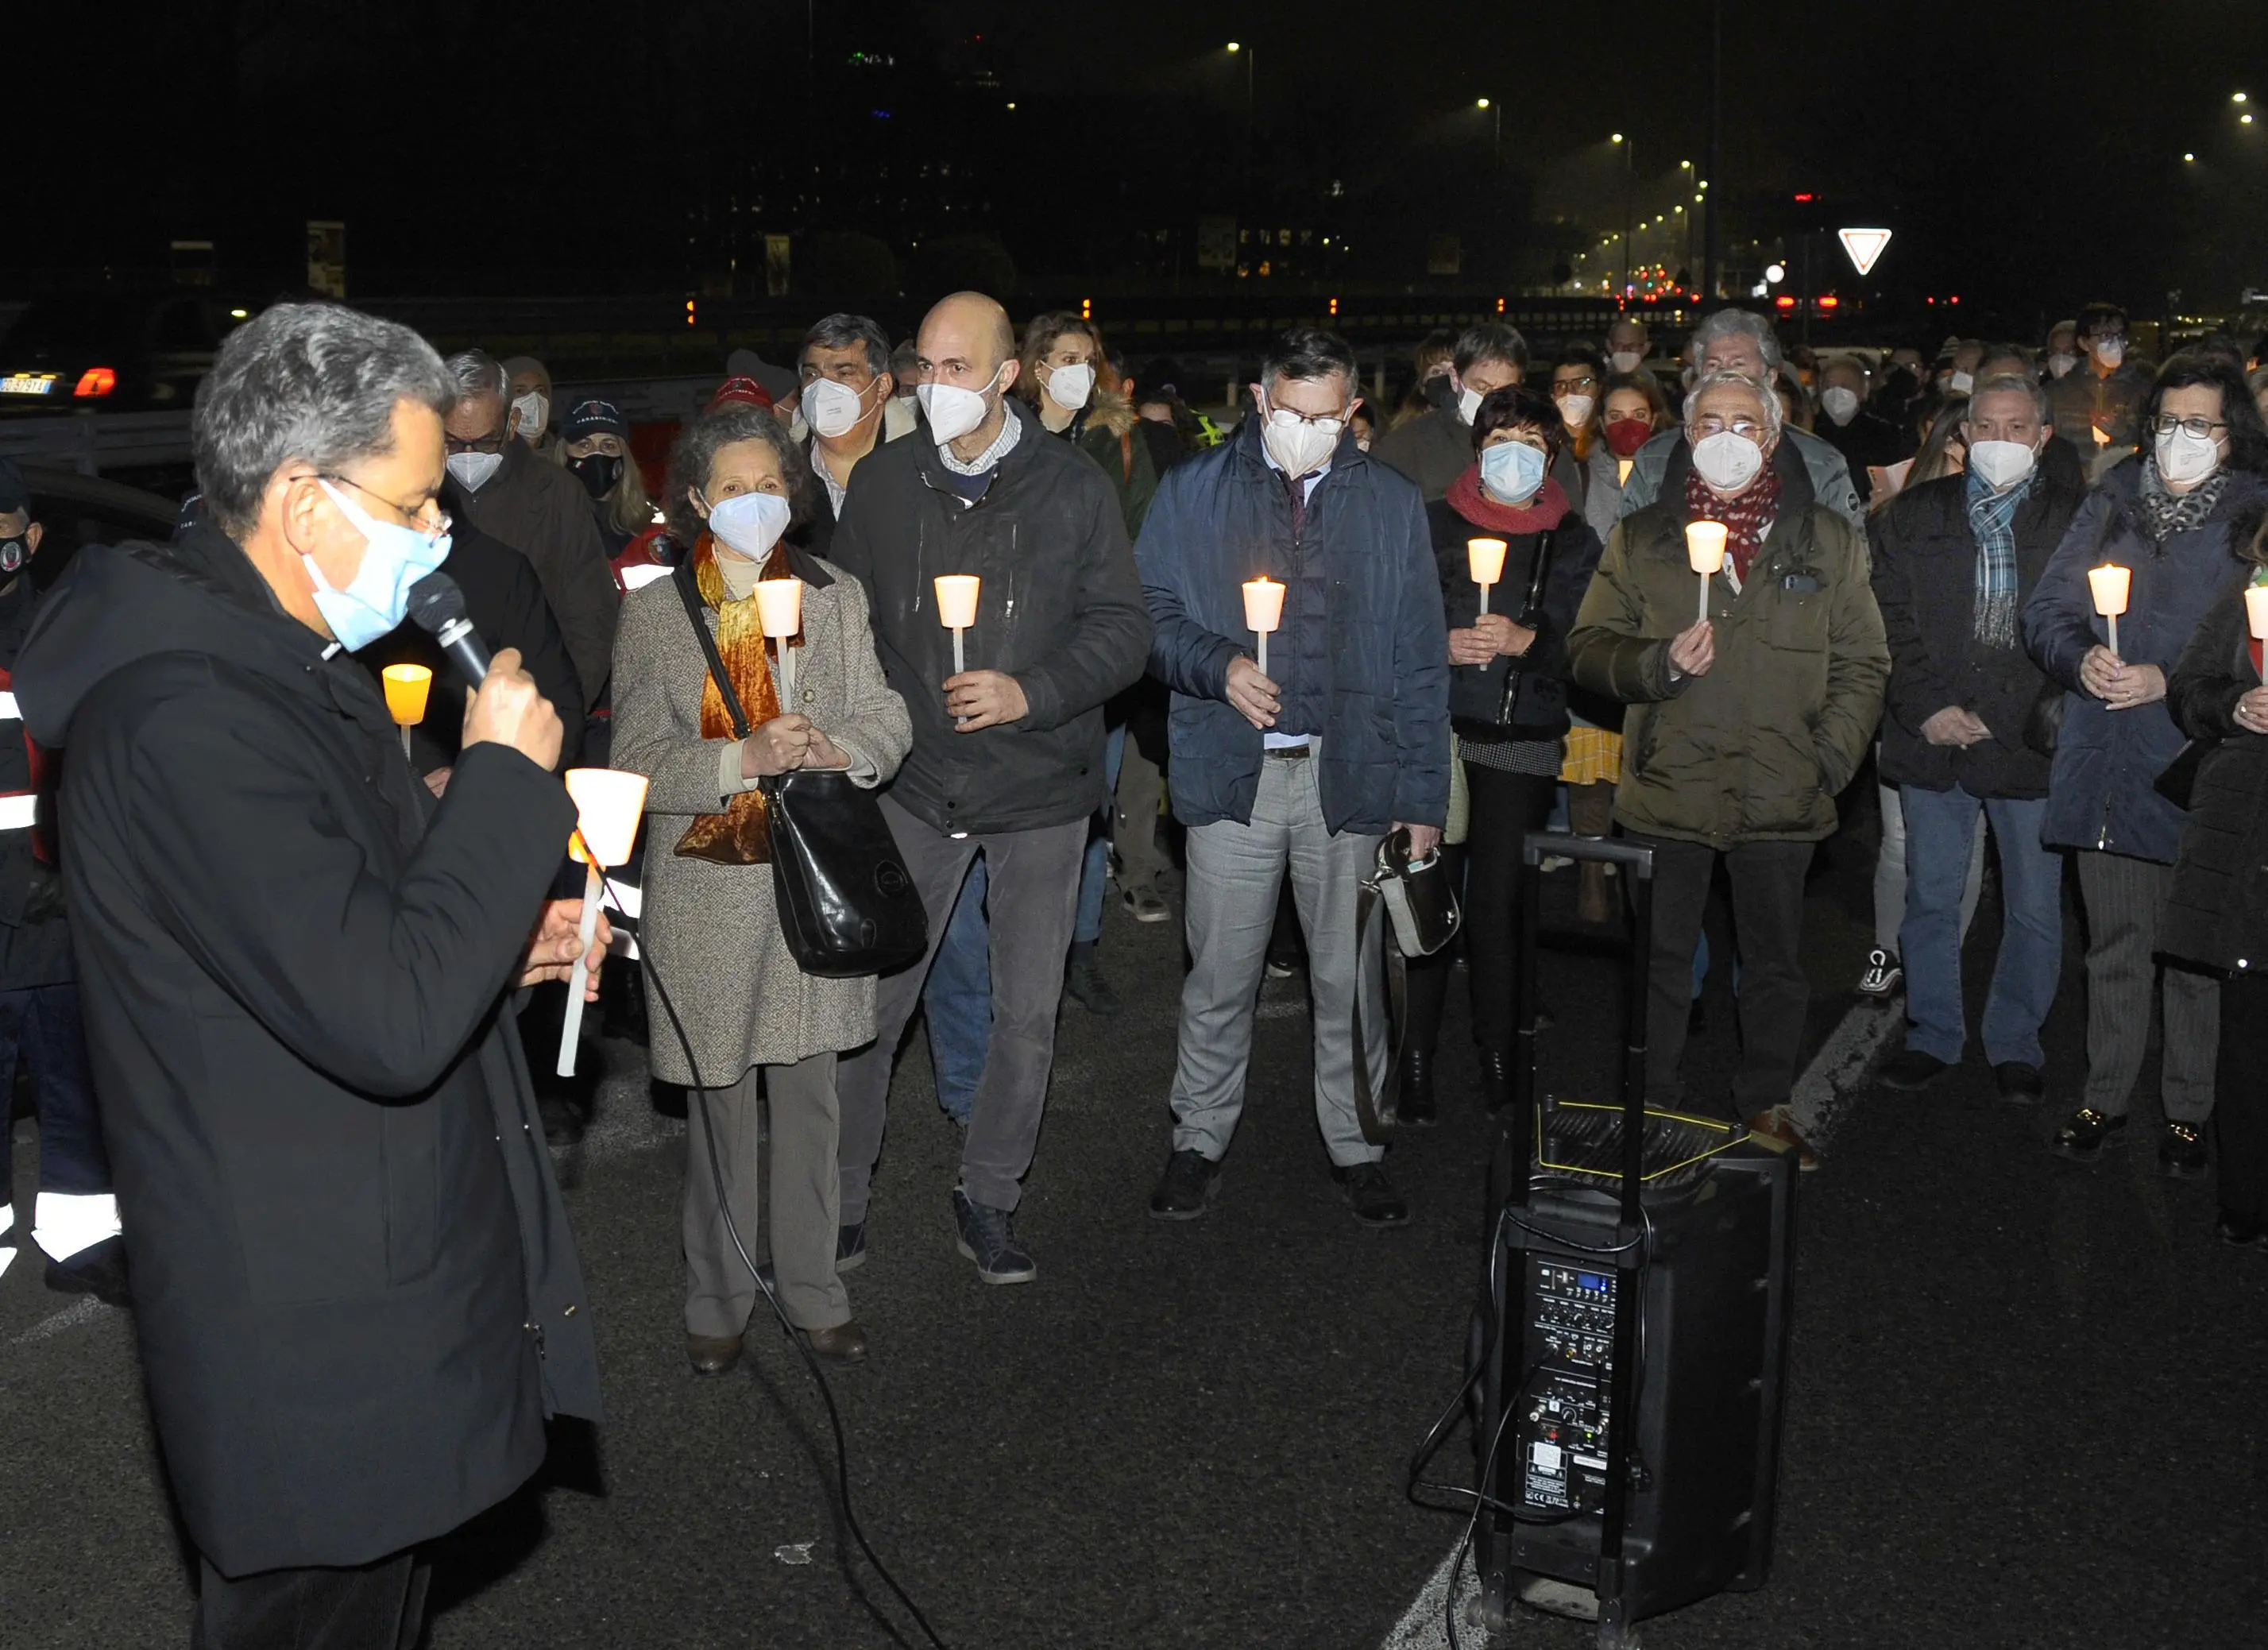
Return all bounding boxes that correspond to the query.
[1566,447,1888,848]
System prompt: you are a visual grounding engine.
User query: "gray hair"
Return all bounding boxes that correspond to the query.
[802,313,892,381]
[1963,373,2052,427]
[1683,368,1782,442]
[1685,310,1783,377]
[191,303,454,539]
[443,349,511,406]
[662,404,810,547]
[1453,322,1530,377]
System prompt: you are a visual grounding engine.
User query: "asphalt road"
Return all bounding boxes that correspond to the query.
[4,806,2266,1649]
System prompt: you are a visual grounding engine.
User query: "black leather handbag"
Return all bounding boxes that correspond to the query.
[674,567,927,979]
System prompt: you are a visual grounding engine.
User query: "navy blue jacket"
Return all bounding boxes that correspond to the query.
[2023,460,2268,862]
[1136,416,1449,833]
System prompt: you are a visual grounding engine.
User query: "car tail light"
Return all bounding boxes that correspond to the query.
[73,367,117,398]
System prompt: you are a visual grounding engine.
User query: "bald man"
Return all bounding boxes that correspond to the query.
[825,292,1153,1287]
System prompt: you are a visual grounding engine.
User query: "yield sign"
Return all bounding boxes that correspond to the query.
[1838,226,1892,277]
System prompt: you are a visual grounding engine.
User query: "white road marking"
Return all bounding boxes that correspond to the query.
[1379,994,1892,1648]
[10,1296,111,1345]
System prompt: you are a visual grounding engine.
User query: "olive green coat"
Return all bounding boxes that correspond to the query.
[1566,495,1888,848]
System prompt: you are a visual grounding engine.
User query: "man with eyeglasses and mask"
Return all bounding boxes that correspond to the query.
[1374,321,1553,504]
[826,290,1152,1286]
[1570,371,1887,1170]
[2049,302,2154,477]
[795,311,917,556]
[1138,327,1448,1227]
[440,350,619,717]
[10,303,604,1649]
[1618,310,1864,529]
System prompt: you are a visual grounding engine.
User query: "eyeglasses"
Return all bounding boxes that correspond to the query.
[1551,375,1598,396]
[2150,414,2226,439]
[1689,415,1767,440]
[320,472,450,535]
[444,431,508,455]
[1262,398,1353,429]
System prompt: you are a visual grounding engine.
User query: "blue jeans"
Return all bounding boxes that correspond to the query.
[1899,785,2061,1067]
[925,723,1127,1121]
[923,856,993,1125]
[0,982,117,1265]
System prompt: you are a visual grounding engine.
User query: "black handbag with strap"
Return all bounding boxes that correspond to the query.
[671,566,926,979]
[1350,827,1464,1142]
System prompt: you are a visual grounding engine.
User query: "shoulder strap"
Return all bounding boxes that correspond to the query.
[672,562,753,740]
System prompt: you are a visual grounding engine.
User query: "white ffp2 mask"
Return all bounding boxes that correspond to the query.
[1043,362,1095,412]
[1967,439,2038,491]
[918,367,1004,445]
[1690,431,1764,493]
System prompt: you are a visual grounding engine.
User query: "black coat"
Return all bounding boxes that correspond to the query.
[827,397,1153,835]
[2163,586,2268,973]
[0,574,71,989]
[12,523,600,1575]
[1872,467,2081,798]
[1814,408,1910,504]
[354,517,584,775]
[1426,492,1603,740]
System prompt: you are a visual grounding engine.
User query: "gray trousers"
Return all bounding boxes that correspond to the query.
[1169,752,1386,1169]
[684,1051,846,1337]
[837,792,1085,1220]
[2074,848,2218,1122]
[1115,741,1168,889]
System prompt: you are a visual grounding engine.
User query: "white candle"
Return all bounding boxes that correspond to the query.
[556,768,651,1077]
[1467,538,1507,619]
[1685,520,1728,628]
[934,574,980,722]
[2088,563,2131,658]
[754,578,804,709]
[2245,586,2268,682]
[1243,577,1285,678]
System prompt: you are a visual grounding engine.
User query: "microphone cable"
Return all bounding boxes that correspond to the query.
[589,863,950,1650]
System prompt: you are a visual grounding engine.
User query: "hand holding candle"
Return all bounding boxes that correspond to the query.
[935,574,980,724]
[753,577,805,709]
[1685,520,1728,628]
[381,663,432,761]
[1242,577,1285,677]
[556,767,649,1078]
[2088,562,2131,657]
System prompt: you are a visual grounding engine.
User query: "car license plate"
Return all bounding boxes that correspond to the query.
[1,374,58,396]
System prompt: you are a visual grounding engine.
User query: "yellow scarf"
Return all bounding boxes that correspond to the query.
[674,534,802,866]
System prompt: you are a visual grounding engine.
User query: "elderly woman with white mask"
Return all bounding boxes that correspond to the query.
[1569,370,1888,1169]
[610,403,911,1375]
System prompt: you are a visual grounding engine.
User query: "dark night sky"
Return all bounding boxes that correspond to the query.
[18,1,2268,328]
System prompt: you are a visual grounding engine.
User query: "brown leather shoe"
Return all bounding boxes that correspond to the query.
[1745,1107,1820,1172]
[797,1321,869,1366]
[686,1331,744,1375]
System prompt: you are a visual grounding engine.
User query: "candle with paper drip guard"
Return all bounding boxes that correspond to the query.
[1685,520,1729,627]
[1242,577,1285,677]
[381,664,431,761]
[556,767,649,1077]
[2246,585,2268,682]
[934,574,980,725]
[1467,538,1508,615]
[1617,458,1635,486]
[753,577,805,709]
[2088,563,2131,657]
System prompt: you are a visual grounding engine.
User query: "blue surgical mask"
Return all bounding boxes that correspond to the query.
[1479,439,1547,505]
[312,481,452,651]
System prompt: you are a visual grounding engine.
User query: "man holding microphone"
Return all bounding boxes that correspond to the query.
[14,303,604,1649]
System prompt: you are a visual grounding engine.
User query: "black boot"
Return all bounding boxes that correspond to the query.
[1478,1048,1512,1112]
[1399,1045,1438,1125]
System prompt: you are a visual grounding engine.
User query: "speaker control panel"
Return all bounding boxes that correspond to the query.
[1517,1260,1615,1515]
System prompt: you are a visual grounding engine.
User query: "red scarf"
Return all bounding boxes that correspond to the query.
[1682,461,1782,582]
[1446,466,1571,536]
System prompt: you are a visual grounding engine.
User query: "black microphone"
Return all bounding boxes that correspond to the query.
[407,572,491,686]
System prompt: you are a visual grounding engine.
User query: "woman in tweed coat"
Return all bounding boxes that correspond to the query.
[611,404,911,1373]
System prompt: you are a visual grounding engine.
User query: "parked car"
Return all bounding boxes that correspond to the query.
[0,291,251,415]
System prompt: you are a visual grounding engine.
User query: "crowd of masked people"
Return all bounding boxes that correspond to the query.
[8,285,2268,1644]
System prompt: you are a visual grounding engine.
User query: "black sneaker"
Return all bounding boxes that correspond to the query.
[2051,1106,2127,1161]
[1338,1161,1410,1227]
[2159,1120,2208,1179]
[44,1238,131,1308]
[951,1188,1037,1285]
[1149,1148,1223,1220]
[1857,949,1903,996]
[1064,956,1123,1017]
[1398,1047,1438,1126]
[836,1220,868,1273]
[1878,1049,1950,1092]
[2215,1210,2264,1248]
[1995,1062,2046,1104]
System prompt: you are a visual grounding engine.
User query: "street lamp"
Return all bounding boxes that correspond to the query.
[1477,97,1501,169]
[1611,133,1633,298]
[1225,43,1256,238]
